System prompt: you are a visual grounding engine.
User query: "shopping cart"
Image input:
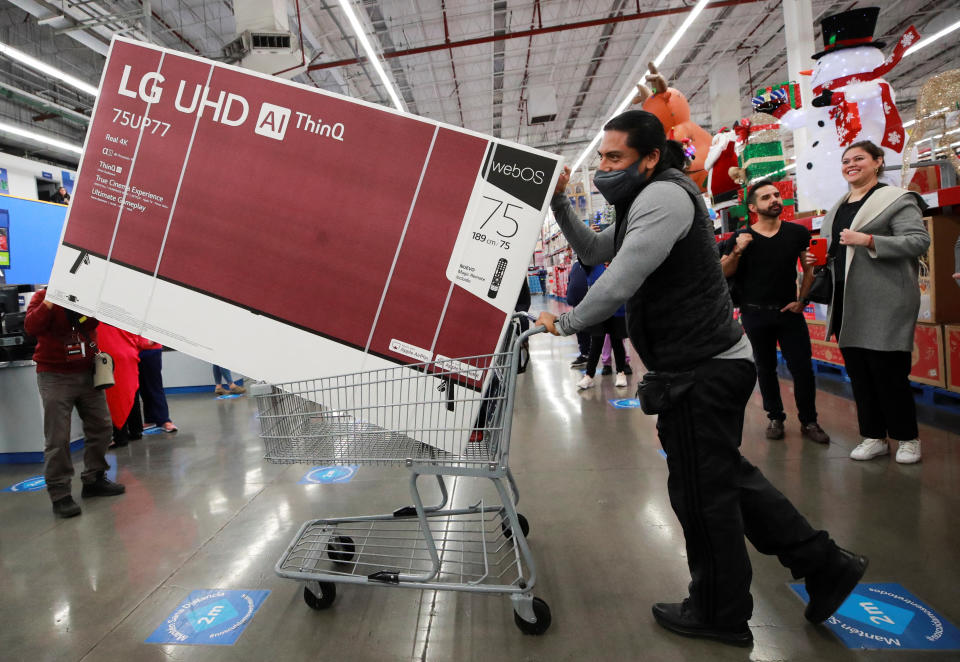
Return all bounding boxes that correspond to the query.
[250,315,551,635]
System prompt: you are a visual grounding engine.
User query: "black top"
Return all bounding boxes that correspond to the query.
[617,168,742,371]
[722,221,811,306]
[832,182,885,286]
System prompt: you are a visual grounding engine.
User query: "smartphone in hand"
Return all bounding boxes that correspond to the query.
[808,237,828,266]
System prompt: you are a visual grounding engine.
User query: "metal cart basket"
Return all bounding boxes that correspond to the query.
[251,316,550,634]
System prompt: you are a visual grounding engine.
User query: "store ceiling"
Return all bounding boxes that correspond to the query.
[0,0,958,168]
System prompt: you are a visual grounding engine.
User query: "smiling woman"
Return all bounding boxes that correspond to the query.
[820,140,931,465]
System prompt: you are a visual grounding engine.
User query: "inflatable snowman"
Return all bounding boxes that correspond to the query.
[779,7,919,211]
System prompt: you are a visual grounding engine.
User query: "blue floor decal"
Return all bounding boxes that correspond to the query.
[608,398,642,409]
[299,466,358,484]
[789,583,960,650]
[3,475,46,492]
[5,461,117,493]
[143,426,164,435]
[657,449,667,459]
[146,589,270,645]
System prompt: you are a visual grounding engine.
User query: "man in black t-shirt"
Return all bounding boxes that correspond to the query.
[721,180,830,443]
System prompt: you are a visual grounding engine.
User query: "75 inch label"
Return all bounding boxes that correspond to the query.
[472,195,520,250]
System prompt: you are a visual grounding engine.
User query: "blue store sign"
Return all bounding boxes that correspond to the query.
[146,589,270,646]
[299,465,358,484]
[791,583,960,650]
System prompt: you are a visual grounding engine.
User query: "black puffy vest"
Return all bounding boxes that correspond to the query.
[614,168,742,371]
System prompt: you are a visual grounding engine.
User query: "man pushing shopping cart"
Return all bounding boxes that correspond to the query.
[534,109,868,648]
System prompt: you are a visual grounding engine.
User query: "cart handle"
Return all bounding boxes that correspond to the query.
[514,312,547,341]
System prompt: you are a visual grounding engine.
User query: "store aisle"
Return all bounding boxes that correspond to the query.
[1,297,958,661]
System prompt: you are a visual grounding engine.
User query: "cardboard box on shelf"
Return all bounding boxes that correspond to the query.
[806,319,828,341]
[918,214,960,324]
[907,166,941,195]
[810,339,844,366]
[808,322,948,389]
[946,325,960,393]
[910,323,945,387]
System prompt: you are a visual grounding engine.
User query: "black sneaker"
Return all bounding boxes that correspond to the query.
[623,365,633,375]
[52,495,81,518]
[801,422,830,444]
[766,419,785,440]
[570,355,588,368]
[81,474,126,498]
[805,547,868,623]
[652,602,753,647]
[601,365,613,376]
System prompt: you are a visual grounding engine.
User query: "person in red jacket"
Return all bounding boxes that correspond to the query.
[97,324,146,447]
[25,289,125,518]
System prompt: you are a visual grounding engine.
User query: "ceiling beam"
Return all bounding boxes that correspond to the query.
[307,0,764,72]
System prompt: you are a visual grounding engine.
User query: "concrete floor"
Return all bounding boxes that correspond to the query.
[2,296,959,661]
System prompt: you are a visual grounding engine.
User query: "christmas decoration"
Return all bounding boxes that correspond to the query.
[724,92,797,227]
[778,7,918,211]
[631,62,712,191]
[901,69,960,183]
[705,128,739,210]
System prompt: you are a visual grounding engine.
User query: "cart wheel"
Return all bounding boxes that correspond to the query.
[327,535,356,564]
[303,582,336,610]
[514,597,551,635]
[502,513,530,540]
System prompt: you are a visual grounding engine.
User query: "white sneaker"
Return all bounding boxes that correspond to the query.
[895,439,921,464]
[576,375,595,390]
[615,372,628,387]
[849,438,889,461]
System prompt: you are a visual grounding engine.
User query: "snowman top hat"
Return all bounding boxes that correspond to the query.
[812,6,885,59]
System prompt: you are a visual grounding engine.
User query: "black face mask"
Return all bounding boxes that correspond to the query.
[593,158,648,205]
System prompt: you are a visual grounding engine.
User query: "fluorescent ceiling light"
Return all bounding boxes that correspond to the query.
[905,19,960,57]
[0,120,83,155]
[337,0,405,112]
[570,0,711,172]
[0,40,98,97]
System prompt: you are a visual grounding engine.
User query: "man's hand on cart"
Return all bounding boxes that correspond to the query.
[535,312,560,335]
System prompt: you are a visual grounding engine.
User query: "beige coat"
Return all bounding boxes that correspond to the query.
[821,186,929,352]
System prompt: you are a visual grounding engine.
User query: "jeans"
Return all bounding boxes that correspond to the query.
[138,348,170,424]
[740,308,818,424]
[656,358,833,624]
[213,365,233,385]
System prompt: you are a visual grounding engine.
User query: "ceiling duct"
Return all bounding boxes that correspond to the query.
[526,85,558,124]
[223,0,305,79]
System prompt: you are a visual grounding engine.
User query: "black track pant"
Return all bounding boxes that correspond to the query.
[656,358,833,625]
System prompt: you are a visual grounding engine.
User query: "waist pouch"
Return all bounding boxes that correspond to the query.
[636,370,696,415]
